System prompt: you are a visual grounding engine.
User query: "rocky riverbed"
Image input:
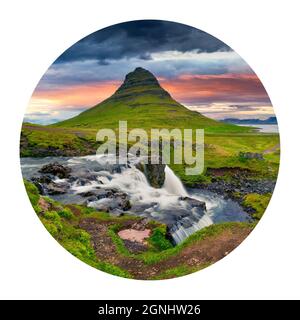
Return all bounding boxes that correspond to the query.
[21,155,251,244]
[195,168,276,214]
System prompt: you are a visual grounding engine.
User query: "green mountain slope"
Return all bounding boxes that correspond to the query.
[53,67,249,133]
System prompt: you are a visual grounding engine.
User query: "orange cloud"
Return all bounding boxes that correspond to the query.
[28,81,121,113]
[160,73,269,104]
[28,73,270,116]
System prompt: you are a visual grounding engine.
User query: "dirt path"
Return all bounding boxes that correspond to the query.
[79,218,251,279]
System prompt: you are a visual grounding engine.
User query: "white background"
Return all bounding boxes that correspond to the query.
[0,0,299,300]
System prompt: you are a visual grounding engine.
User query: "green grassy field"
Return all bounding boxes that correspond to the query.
[20,122,279,180]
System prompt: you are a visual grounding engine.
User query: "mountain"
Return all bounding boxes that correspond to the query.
[222,117,277,125]
[53,67,248,133]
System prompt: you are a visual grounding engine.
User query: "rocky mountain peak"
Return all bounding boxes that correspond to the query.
[113,67,170,99]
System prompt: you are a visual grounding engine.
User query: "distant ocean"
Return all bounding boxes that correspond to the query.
[239,124,279,133]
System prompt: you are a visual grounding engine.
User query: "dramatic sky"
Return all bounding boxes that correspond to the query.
[26,20,274,124]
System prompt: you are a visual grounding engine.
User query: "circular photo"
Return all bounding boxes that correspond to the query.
[20,20,280,280]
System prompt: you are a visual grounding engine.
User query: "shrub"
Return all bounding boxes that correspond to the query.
[58,208,74,219]
[40,218,58,237]
[243,193,272,220]
[148,225,173,251]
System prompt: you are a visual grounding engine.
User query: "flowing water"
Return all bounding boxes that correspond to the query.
[21,155,250,244]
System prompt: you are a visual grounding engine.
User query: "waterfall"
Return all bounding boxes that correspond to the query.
[163,165,188,196]
[22,155,220,245]
[171,214,213,244]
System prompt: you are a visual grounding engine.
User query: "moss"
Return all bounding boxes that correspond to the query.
[58,208,74,219]
[24,179,40,206]
[243,193,272,219]
[108,221,253,265]
[22,180,255,279]
[96,262,132,279]
[22,180,132,278]
[148,225,173,251]
[151,264,211,280]
[107,224,134,257]
[137,222,253,265]
[41,219,58,237]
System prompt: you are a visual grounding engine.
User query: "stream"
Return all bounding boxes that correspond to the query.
[21,155,251,244]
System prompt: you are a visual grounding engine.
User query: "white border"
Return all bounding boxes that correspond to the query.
[0,0,299,299]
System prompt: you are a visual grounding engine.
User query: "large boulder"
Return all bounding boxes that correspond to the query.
[138,155,165,188]
[39,162,71,179]
[45,181,69,195]
[84,188,131,212]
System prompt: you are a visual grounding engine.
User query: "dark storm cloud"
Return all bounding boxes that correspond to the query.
[55,20,231,64]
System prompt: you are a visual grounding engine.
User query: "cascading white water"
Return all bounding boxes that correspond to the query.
[21,154,249,245]
[68,159,212,243]
[171,214,213,244]
[163,165,188,196]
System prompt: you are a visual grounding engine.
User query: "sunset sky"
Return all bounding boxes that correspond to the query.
[26,20,274,124]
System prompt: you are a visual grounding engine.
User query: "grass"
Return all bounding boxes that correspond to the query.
[20,67,279,186]
[21,122,280,187]
[24,180,132,278]
[20,124,98,157]
[107,224,133,257]
[139,222,254,265]
[243,193,272,219]
[24,178,256,279]
[52,75,249,134]
[151,264,211,280]
[20,68,278,279]
[108,221,254,265]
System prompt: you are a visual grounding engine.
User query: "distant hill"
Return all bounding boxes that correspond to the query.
[221,116,277,125]
[52,67,250,133]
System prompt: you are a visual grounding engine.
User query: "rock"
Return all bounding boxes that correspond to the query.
[31,174,53,184]
[39,162,71,178]
[109,208,125,217]
[86,189,131,212]
[239,152,264,160]
[122,239,148,254]
[116,197,131,211]
[141,155,166,188]
[46,182,68,195]
[79,191,97,198]
[179,196,206,211]
[94,204,110,212]
[180,218,193,228]
[131,218,150,231]
[74,178,92,186]
[84,196,98,203]
[81,188,115,199]
[37,197,51,212]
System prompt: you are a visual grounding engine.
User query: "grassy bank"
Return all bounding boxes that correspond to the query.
[24,179,254,279]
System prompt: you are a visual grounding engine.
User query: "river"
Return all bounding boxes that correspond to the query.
[21,155,250,244]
